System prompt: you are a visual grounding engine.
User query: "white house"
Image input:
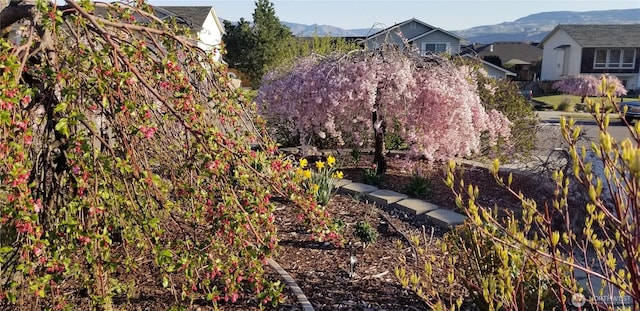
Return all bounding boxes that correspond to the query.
[154,6,226,62]
[539,24,640,91]
[362,18,463,55]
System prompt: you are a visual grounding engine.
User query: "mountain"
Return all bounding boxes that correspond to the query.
[281,22,378,37]
[454,8,640,44]
[269,8,640,43]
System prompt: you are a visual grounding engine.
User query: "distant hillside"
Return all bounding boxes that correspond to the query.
[249,8,640,42]
[281,22,377,37]
[454,8,640,43]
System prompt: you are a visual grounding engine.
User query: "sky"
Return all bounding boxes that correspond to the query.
[146,0,640,31]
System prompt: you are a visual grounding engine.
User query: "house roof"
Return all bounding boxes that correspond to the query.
[504,58,531,66]
[365,18,463,42]
[472,42,542,64]
[461,54,516,77]
[540,24,640,48]
[156,6,225,34]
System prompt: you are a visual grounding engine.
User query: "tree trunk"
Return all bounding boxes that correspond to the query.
[372,110,387,175]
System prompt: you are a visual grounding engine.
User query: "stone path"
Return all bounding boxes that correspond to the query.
[336,179,467,228]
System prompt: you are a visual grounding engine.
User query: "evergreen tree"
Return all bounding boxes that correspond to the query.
[222,0,293,87]
[252,0,293,86]
[222,18,257,78]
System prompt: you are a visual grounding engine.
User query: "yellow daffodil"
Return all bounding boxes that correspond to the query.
[312,184,320,194]
[327,155,336,167]
[303,169,312,179]
[315,161,325,170]
[299,158,308,168]
[332,171,344,179]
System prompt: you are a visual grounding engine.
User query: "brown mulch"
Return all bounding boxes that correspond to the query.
[259,154,564,311]
[2,154,568,311]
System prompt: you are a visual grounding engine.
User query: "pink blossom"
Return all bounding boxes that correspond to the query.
[34,199,43,213]
[258,49,511,161]
[139,125,157,139]
[21,95,31,106]
[553,74,627,97]
[13,120,28,131]
[77,235,91,245]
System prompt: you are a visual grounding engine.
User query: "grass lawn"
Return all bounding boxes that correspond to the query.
[533,94,586,110]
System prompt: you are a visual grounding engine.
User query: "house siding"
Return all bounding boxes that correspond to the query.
[197,9,224,61]
[365,22,435,50]
[401,22,434,40]
[541,25,640,91]
[364,19,461,55]
[366,35,405,50]
[413,31,461,54]
[540,29,582,81]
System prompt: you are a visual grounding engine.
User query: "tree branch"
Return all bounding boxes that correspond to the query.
[1,0,35,33]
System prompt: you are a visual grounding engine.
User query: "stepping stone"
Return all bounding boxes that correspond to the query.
[279,147,300,155]
[425,209,467,228]
[391,199,439,216]
[366,189,408,207]
[320,149,336,156]
[338,182,378,196]
[332,178,353,189]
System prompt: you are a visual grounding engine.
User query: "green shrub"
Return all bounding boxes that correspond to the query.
[385,118,409,150]
[355,221,378,246]
[0,3,338,309]
[397,81,640,310]
[362,163,384,186]
[557,97,574,111]
[457,57,540,161]
[404,173,431,198]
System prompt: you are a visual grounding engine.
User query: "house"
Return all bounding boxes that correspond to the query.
[361,19,516,80]
[362,18,463,55]
[154,6,226,62]
[466,42,542,81]
[461,55,516,80]
[539,24,640,92]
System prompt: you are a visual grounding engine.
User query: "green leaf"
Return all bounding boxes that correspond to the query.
[55,118,70,137]
[160,249,173,258]
[102,96,109,108]
[0,246,13,254]
[54,102,68,113]
[0,111,10,125]
[162,276,169,288]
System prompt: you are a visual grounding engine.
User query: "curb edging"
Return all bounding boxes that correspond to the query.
[267,258,315,311]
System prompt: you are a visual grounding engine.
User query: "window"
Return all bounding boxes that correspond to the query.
[422,42,450,55]
[594,48,636,69]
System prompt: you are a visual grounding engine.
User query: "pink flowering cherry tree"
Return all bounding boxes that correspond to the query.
[257,47,512,173]
[552,74,627,103]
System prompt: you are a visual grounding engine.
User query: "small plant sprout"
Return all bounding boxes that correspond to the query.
[350,148,362,165]
[355,220,378,248]
[363,163,384,186]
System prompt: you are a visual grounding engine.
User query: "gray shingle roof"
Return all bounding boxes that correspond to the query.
[474,42,542,64]
[557,24,640,48]
[157,6,212,29]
